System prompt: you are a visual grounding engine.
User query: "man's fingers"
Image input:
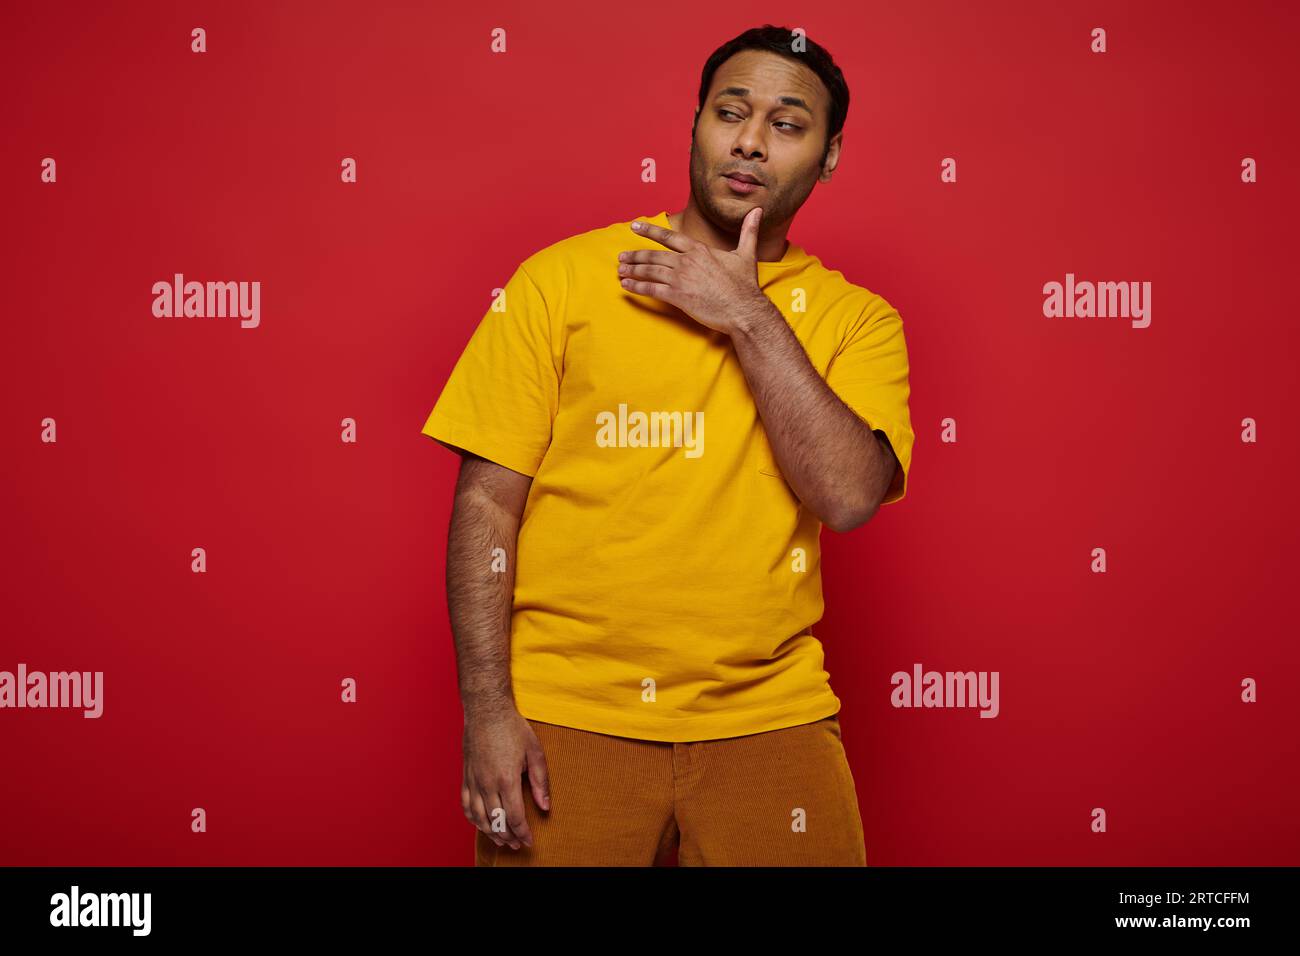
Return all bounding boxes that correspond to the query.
[621,263,674,285]
[619,276,678,306]
[470,790,505,847]
[734,205,762,259]
[501,779,533,848]
[484,789,523,849]
[630,219,694,252]
[526,744,552,812]
[619,249,677,267]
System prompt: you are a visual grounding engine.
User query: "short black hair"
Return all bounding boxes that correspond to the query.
[694,24,850,167]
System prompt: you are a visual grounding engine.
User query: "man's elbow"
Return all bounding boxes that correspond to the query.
[823,494,880,533]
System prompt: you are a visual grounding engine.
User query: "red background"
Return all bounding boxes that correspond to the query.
[3,0,1297,865]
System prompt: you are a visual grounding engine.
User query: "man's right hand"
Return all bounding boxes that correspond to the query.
[461,705,551,850]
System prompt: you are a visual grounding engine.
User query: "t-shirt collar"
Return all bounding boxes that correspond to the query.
[647,210,809,277]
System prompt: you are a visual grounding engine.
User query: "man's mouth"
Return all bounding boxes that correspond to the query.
[722,172,764,194]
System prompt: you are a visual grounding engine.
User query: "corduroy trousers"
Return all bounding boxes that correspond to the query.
[475,714,866,866]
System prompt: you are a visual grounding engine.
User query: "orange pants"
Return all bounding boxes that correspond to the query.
[475,715,867,866]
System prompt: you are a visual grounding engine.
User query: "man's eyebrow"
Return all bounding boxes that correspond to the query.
[713,86,814,118]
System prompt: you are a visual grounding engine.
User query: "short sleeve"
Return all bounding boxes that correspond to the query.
[420,262,560,478]
[824,299,915,505]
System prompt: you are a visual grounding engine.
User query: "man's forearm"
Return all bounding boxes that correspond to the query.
[445,492,520,718]
[729,297,895,531]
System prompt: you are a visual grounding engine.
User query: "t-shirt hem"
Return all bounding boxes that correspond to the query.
[421,409,544,479]
[512,690,842,743]
[845,404,912,505]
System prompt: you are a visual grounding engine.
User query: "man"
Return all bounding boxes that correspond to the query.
[422,24,913,866]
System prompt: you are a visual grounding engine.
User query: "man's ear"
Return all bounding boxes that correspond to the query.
[819,131,843,182]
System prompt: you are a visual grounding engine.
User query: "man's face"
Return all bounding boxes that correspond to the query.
[689,48,840,235]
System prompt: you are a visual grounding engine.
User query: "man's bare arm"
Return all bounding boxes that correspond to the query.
[445,448,531,717]
[615,215,898,532]
[729,303,899,532]
[442,446,550,851]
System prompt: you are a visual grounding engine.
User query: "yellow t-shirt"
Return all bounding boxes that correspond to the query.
[422,210,914,742]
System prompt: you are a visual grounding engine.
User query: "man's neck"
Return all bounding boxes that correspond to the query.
[666,202,790,262]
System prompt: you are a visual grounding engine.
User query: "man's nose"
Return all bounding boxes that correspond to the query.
[732,121,766,159]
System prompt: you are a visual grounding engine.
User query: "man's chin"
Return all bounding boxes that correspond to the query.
[696,189,759,231]
[713,191,758,218]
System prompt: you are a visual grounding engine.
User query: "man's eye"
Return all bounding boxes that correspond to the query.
[719,109,801,132]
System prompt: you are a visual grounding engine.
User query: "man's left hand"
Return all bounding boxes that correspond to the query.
[618,206,772,336]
